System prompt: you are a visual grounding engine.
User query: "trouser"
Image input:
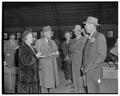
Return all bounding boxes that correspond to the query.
[4,67,16,93]
[85,68,102,93]
[72,67,84,92]
[63,61,72,80]
[41,86,55,93]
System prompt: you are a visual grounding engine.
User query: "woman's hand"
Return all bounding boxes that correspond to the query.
[64,56,71,64]
[65,56,69,61]
[36,52,42,58]
[14,46,19,50]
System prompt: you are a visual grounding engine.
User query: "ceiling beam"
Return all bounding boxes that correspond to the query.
[49,3,61,34]
[14,7,25,30]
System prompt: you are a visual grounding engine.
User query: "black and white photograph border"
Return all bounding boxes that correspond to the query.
[1,0,119,95]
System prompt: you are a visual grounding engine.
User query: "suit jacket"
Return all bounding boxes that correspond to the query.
[83,31,107,73]
[69,36,87,75]
[4,39,18,67]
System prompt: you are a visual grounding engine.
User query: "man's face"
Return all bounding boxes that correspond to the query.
[74,29,81,37]
[85,23,95,34]
[65,32,71,40]
[44,31,52,39]
[10,35,15,40]
[51,31,54,37]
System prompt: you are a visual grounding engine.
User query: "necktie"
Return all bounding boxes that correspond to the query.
[48,40,52,47]
[11,40,15,48]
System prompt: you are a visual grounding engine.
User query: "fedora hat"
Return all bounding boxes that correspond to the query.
[42,26,52,33]
[83,16,100,26]
[72,25,81,31]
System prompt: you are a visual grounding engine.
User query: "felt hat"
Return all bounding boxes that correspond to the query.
[42,26,52,33]
[83,16,100,26]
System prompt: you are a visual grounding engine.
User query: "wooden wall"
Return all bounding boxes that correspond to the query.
[3,2,118,47]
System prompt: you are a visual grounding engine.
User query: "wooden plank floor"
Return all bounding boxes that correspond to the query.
[54,67,118,93]
[54,68,77,93]
[4,63,118,93]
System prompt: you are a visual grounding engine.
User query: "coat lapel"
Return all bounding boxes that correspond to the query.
[43,38,52,50]
[25,43,37,58]
[84,31,98,66]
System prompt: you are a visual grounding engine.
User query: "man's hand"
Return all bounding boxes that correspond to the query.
[50,51,59,56]
[4,61,8,66]
[80,65,84,72]
[6,53,10,56]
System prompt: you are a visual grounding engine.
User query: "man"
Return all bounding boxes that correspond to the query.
[69,25,87,93]
[4,32,19,93]
[35,26,59,93]
[82,16,107,93]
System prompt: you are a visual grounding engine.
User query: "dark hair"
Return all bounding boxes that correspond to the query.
[22,30,32,42]
[9,32,15,36]
[64,30,72,38]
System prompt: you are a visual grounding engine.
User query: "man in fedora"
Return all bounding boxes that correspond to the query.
[82,16,107,93]
[35,26,59,93]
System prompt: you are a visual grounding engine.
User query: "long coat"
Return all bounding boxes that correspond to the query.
[4,39,18,67]
[4,39,18,92]
[69,36,87,91]
[35,38,59,89]
[18,43,39,93]
[83,31,107,93]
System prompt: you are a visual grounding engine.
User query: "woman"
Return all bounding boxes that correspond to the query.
[69,25,87,93]
[18,31,41,93]
[61,31,72,86]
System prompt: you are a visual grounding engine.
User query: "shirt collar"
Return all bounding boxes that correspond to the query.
[44,38,48,43]
[77,35,81,39]
[89,31,96,39]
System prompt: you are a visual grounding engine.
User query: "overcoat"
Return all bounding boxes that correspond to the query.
[83,32,107,93]
[4,39,18,67]
[35,38,59,88]
[4,39,18,92]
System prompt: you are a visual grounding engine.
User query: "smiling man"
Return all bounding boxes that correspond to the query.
[82,16,107,93]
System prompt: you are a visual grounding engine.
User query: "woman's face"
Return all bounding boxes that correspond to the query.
[74,29,81,37]
[65,32,71,40]
[26,33,33,44]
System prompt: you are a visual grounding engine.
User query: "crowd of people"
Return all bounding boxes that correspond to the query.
[4,16,108,93]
